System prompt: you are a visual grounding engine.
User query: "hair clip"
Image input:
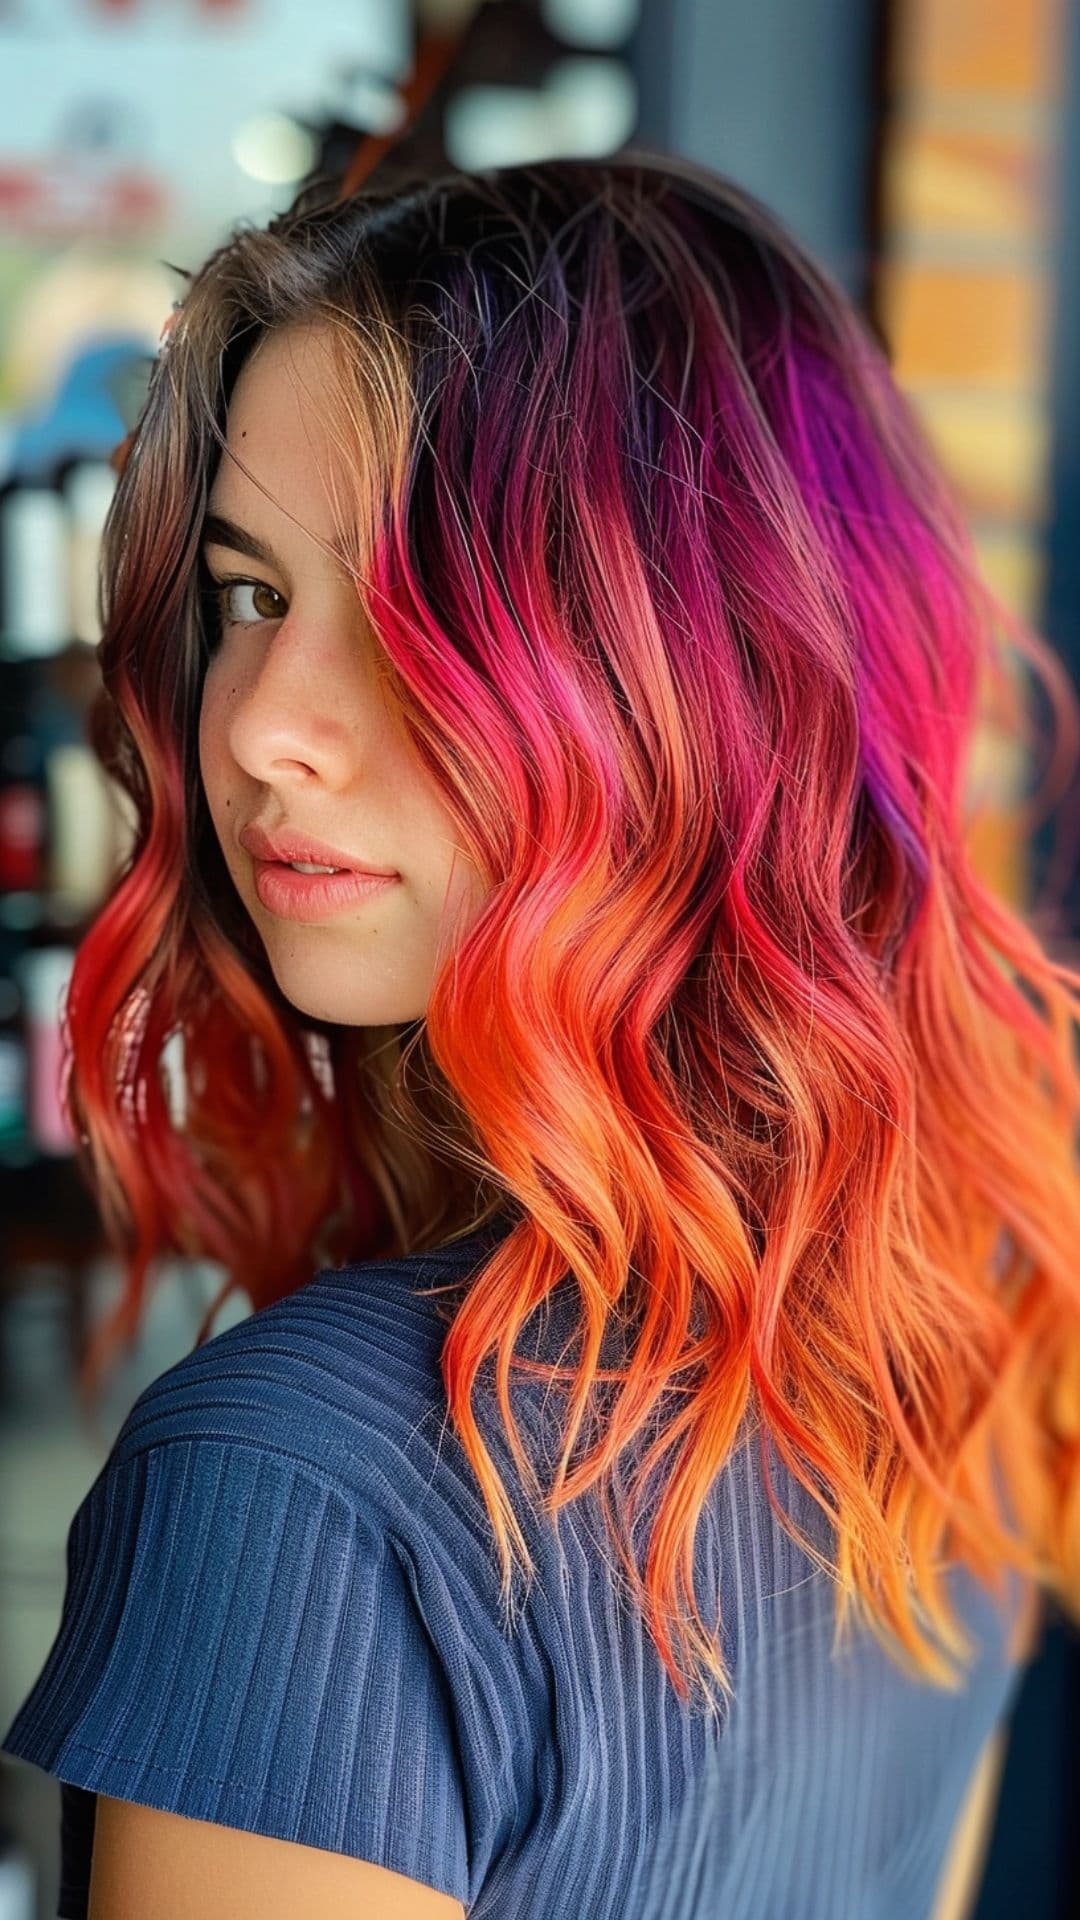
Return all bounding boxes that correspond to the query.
[109,428,136,477]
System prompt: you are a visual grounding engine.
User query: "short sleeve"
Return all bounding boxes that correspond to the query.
[0,1436,471,1908]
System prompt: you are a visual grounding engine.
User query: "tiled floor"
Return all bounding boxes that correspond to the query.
[0,1260,252,1920]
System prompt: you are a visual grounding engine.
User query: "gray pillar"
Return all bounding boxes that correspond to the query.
[630,0,880,299]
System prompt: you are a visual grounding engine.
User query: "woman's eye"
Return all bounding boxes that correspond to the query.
[206,577,287,632]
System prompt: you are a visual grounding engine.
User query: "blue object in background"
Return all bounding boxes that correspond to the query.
[5,338,152,485]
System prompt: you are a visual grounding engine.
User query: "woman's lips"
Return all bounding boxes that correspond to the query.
[252,859,401,923]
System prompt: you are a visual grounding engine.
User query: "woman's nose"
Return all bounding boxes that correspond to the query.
[222,616,370,792]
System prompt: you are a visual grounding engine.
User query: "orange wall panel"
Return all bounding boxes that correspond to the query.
[893,0,1063,101]
[879,262,1049,391]
[880,124,1050,246]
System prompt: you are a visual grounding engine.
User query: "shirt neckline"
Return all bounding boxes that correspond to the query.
[406,1208,518,1262]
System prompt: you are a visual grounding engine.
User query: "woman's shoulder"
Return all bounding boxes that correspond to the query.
[104,1248,495,1550]
[1,1253,524,1912]
[108,1259,449,1497]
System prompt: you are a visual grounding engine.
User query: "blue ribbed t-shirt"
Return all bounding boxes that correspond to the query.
[2,1211,1033,1918]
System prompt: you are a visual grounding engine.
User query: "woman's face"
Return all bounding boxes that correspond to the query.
[198,320,487,1026]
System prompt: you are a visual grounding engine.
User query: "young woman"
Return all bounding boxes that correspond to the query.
[3,152,1079,1920]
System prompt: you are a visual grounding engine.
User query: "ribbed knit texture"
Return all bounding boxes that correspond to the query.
[2,1212,1030,1918]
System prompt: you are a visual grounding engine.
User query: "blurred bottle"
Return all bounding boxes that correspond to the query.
[0,937,29,1164]
[0,711,46,896]
[0,483,71,660]
[46,740,117,910]
[15,943,76,1156]
[63,460,115,648]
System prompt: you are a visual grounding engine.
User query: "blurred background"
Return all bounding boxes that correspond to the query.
[0,0,1078,1915]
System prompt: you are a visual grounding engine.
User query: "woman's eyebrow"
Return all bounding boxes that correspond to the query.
[199,512,279,568]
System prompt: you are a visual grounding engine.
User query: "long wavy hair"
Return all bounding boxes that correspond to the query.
[68,150,1080,1712]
